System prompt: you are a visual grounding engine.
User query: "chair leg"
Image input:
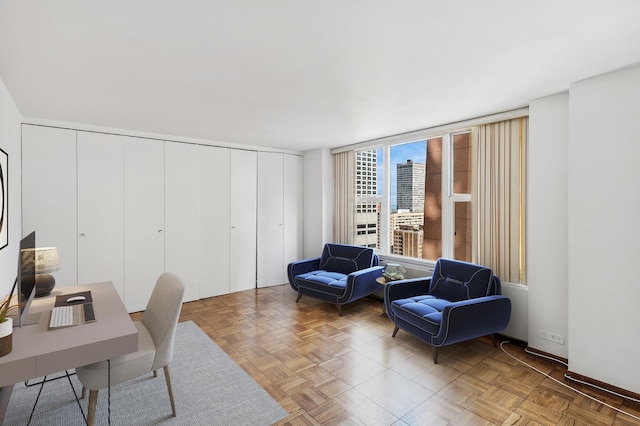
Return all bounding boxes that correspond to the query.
[164,365,177,417]
[392,326,399,337]
[490,333,499,348]
[336,304,342,316]
[295,293,303,303]
[433,347,439,364]
[81,386,86,399]
[153,370,158,378]
[87,389,99,426]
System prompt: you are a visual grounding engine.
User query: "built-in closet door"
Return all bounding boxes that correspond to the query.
[283,154,304,271]
[21,125,78,288]
[165,142,201,302]
[230,149,257,292]
[200,146,231,298]
[257,152,285,288]
[124,137,165,312]
[77,132,125,298]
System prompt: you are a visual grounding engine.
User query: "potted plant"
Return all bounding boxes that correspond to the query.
[0,293,16,357]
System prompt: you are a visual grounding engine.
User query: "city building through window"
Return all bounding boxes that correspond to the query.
[349,116,527,284]
[355,132,471,263]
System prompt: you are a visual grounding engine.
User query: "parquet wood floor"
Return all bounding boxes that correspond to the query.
[135,285,640,425]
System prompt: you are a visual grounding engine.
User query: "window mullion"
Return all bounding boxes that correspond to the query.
[441,133,453,258]
[380,145,391,255]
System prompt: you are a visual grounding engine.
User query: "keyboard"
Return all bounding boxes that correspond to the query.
[49,305,79,329]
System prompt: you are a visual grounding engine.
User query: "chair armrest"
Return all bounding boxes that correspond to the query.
[348,265,385,280]
[338,266,384,304]
[384,277,432,321]
[433,295,511,346]
[287,257,321,291]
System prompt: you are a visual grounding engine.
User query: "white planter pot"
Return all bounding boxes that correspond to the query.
[0,317,13,357]
[0,317,12,338]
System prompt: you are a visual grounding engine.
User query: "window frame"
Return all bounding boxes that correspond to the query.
[354,127,474,262]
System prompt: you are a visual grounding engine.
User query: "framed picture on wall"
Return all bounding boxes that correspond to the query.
[0,147,7,250]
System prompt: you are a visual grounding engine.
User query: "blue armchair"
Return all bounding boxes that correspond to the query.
[288,243,384,316]
[384,258,511,363]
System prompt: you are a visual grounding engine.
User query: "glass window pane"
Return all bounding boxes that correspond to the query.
[389,140,426,259]
[392,141,426,213]
[454,201,472,262]
[355,149,380,197]
[423,137,443,260]
[355,201,380,249]
[354,148,382,249]
[453,132,471,195]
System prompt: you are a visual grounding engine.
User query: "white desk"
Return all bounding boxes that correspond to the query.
[0,282,138,420]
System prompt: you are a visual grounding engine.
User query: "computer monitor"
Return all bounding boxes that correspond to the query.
[7,231,40,327]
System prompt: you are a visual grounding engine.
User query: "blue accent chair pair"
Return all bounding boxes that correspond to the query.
[384,258,511,363]
[288,243,384,316]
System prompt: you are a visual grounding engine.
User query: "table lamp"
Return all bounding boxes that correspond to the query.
[20,247,60,298]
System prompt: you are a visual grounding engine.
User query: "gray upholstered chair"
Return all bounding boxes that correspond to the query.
[76,272,185,425]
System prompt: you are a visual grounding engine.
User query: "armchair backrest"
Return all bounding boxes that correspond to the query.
[489,275,502,295]
[142,272,185,371]
[318,243,378,275]
[429,258,493,302]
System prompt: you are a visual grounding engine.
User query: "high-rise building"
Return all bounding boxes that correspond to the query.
[390,212,424,233]
[397,159,426,213]
[354,150,379,248]
[356,150,377,198]
[393,224,423,258]
[390,212,424,256]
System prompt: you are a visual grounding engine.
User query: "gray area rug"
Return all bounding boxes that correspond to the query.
[4,321,287,425]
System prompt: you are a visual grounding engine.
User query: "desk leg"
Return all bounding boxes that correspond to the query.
[0,384,14,424]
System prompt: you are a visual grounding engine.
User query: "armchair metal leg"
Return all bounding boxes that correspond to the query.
[164,365,177,417]
[433,347,439,364]
[87,390,99,426]
[337,304,342,316]
[295,293,303,303]
[392,326,399,337]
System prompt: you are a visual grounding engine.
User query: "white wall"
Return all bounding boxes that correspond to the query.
[0,77,22,296]
[501,283,528,342]
[303,149,333,257]
[568,65,640,393]
[527,92,569,358]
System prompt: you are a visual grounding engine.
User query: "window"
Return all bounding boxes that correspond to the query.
[350,117,527,284]
[354,133,471,262]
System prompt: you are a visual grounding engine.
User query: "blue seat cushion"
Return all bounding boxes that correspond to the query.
[391,295,450,335]
[295,270,347,296]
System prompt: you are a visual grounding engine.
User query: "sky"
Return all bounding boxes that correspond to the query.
[377,140,427,208]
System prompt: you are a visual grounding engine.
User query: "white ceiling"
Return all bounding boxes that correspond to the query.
[1,1,640,152]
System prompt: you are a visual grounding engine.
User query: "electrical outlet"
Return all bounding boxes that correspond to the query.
[539,330,565,344]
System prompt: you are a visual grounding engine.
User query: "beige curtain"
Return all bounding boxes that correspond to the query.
[333,150,355,244]
[476,117,527,283]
